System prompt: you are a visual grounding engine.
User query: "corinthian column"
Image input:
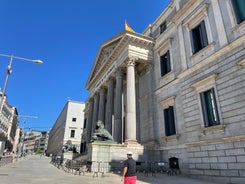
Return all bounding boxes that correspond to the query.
[114,69,123,143]
[105,78,114,134]
[92,93,99,133]
[125,57,137,142]
[87,98,94,142]
[98,87,105,123]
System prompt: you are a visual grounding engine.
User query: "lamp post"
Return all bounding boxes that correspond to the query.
[18,115,38,157]
[0,54,43,112]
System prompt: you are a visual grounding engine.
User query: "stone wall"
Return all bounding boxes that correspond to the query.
[186,139,245,184]
[149,0,245,182]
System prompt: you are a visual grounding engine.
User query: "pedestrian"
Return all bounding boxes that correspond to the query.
[122,151,137,184]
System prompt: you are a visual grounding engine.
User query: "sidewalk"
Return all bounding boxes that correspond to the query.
[0,155,218,184]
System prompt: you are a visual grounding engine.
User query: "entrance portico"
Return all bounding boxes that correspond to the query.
[85,30,154,144]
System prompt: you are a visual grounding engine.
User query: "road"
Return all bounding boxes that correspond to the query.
[0,155,218,184]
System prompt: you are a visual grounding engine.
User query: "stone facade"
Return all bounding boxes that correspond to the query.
[46,100,85,156]
[0,93,19,154]
[83,0,245,183]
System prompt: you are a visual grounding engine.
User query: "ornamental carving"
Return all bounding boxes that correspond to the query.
[116,68,123,77]
[126,56,138,66]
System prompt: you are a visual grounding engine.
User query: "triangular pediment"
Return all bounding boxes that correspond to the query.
[86,31,125,89]
[86,30,154,92]
[92,38,121,79]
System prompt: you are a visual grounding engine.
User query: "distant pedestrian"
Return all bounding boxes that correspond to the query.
[122,151,137,184]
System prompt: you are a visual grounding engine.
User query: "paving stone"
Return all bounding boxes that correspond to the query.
[0,155,219,184]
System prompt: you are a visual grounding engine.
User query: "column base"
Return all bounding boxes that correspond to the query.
[123,140,144,160]
[124,139,138,145]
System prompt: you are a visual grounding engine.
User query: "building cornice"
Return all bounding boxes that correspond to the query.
[185,135,245,147]
[171,0,202,24]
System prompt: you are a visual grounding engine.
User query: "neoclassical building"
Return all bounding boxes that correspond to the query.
[85,31,154,144]
[83,0,245,182]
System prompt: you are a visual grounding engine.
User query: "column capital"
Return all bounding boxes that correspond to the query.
[107,77,115,85]
[103,77,115,89]
[93,92,99,99]
[109,76,114,81]
[116,68,123,77]
[126,56,138,66]
[88,97,94,103]
[99,86,106,93]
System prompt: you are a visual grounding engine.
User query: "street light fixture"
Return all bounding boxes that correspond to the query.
[0,53,43,112]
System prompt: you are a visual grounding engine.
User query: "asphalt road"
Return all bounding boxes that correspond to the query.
[0,155,218,184]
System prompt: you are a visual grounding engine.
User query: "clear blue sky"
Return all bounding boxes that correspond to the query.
[0,0,171,131]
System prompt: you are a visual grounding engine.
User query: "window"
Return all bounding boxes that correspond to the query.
[160,22,167,34]
[200,88,220,127]
[160,50,171,77]
[80,142,86,153]
[83,119,87,129]
[232,0,245,24]
[191,74,222,129]
[191,20,208,54]
[164,106,176,136]
[72,117,76,122]
[70,130,75,138]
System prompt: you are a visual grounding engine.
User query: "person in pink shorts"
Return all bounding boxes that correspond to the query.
[122,151,137,184]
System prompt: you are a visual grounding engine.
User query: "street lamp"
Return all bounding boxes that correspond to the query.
[0,54,43,112]
[19,115,38,157]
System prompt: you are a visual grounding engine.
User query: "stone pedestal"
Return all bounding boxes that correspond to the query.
[63,151,79,160]
[88,142,145,162]
[75,141,146,173]
[82,142,145,172]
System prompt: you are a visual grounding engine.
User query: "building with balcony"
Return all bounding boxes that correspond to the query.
[0,92,19,155]
[24,131,42,154]
[21,130,49,155]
